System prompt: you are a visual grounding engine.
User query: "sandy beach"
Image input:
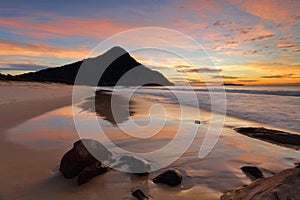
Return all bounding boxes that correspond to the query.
[0,81,299,200]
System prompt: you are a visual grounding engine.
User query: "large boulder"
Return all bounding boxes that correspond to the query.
[77,161,108,185]
[221,168,300,200]
[59,139,112,179]
[153,169,183,186]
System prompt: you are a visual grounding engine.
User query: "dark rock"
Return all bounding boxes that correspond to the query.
[59,139,112,179]
[234,127,300,150]
[194,120,201,124]
[131,189,149,200]
[153,170,183,186]
[241,166,264,181]
[221,168,300,200]
[77,161,108,185]
[295,162,300,168]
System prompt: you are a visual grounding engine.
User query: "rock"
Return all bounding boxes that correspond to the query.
[118,155,151,175]
[295,162,300,168]
[221,168,300,200]
[153,170,183,186]
[59,139,112,179]
[77,161,108,185]
[241,166,264,181]
[194,120,201,124]
[131,189,149,200]
[234,127,300,150]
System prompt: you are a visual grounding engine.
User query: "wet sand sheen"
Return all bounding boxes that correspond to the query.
[1,82,300,199]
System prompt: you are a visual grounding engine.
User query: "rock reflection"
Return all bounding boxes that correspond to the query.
[81,90,136,125]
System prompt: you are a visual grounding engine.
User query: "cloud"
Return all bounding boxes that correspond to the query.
[211,75,240,79]
[213,20,234,27]
[180,67,222,73]
[238,79,258,82]
[0,63,48,71]
[247,34,275,41]
[174,65,192,69]
[0,17,135,39]
[261,74,295,78]
[278,43,297,48]
[228,0,300,25]
[0,39,89,60]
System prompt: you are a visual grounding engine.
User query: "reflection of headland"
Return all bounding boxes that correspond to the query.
[81,90,136,125]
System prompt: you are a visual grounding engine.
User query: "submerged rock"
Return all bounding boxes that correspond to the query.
[241,166,264,181]
[234,127,300,150]
[153,170,183,186]
[59,139,112,179]
[221,168,300,200]
[131,189,149,200]
[118,155,151,175]
[77,161,108,185]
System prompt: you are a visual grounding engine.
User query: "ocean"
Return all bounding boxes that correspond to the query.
[104,85,300,133]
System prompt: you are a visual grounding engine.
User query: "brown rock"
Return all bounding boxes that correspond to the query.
[77,161,108,185]
[153,170,183,186]
[221,168,300,200]
[59,139,111,179]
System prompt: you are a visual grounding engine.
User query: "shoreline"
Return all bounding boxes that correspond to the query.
[0,81,73,131]
[0,82,299,199]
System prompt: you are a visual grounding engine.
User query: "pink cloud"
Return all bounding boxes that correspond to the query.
[228,0,300,24]
[0,17,135,39]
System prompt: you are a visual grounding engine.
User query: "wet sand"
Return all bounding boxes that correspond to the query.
[0,82,299,200]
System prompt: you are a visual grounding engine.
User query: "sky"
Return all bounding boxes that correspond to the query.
[0,0,299,85]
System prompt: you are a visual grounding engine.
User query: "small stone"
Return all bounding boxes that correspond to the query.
[153,169,183,186]
[241,166,264,181]
[131,189,149,200]
[194,120,201,124]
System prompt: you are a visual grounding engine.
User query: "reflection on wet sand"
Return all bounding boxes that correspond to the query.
[81,90,136,125]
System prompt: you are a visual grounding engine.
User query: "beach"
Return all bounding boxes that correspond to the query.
[0,81,299,200]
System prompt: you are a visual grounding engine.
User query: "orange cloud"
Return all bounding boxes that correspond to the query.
[0,39,89,60]
[228,0,300,25]
[0,17,135,39]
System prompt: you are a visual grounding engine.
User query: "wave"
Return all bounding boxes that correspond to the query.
[141,87,300,97]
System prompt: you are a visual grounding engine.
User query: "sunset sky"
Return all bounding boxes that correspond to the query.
[0,0,299,85]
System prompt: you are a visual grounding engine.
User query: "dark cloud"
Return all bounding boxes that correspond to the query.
[174,65,192,69]
[211,75,240,79]
[247,34,275,41]
[180,67,222,73]
[238,80,258,82]
[0,63,48,71]
[261,74,295,78]
[213,20,234,27]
